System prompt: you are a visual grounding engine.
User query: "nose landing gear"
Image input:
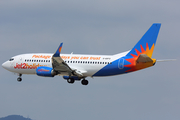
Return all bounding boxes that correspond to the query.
[17,74,22,82]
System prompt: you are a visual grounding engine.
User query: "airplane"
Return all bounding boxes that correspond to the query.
[2,23,161,85]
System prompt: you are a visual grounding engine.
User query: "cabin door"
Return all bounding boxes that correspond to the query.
[118,58,124,69]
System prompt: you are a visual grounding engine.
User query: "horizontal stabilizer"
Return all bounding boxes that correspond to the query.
[137,54,153,63]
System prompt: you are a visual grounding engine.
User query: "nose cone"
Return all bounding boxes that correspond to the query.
[2,61,9,70]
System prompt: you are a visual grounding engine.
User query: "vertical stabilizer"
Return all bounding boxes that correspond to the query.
[126,23,161,58]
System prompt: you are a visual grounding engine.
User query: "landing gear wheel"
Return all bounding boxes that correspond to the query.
[81,79,88,85]
[17,77,22,82]
[67,78,75,84]
[17,74,22,82]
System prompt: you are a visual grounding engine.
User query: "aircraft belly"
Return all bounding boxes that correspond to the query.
[69,64,106,77]
[11,69,36,74]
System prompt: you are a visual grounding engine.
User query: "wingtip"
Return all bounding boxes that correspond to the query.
[153,23,161,27]
[53,42,63,57]
[59,43,63,53]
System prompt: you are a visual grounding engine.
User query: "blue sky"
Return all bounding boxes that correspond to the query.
[0,0,180,120]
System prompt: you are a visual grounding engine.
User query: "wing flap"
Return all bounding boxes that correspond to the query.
[52,57,71,72]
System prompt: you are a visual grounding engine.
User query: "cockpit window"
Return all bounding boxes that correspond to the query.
[9,58,14,61]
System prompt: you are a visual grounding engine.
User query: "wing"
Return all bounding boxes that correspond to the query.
[51,43,83,77]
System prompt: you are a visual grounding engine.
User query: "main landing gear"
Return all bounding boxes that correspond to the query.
[17,74,22,82]
[66,78,89,85]
[81,79,88,85]
[67,78,75,84]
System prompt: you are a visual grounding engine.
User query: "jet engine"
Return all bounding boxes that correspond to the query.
[36,66,57,77]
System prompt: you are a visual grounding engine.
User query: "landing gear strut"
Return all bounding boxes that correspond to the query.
[17,74,22,82]
[81,79,88,85]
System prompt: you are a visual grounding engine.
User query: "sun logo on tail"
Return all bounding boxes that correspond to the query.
[124,43,155,72]
[59,46,62,53]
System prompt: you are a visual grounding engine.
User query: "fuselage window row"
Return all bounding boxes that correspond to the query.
[25,59,51,62]
[64,61,112,64]
[24,59,112,64]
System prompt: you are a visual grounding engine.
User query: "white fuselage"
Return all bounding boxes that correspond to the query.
[2,52,129,77]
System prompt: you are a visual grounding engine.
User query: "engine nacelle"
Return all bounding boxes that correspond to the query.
[63,76,81,80]
[36,66,56,77]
